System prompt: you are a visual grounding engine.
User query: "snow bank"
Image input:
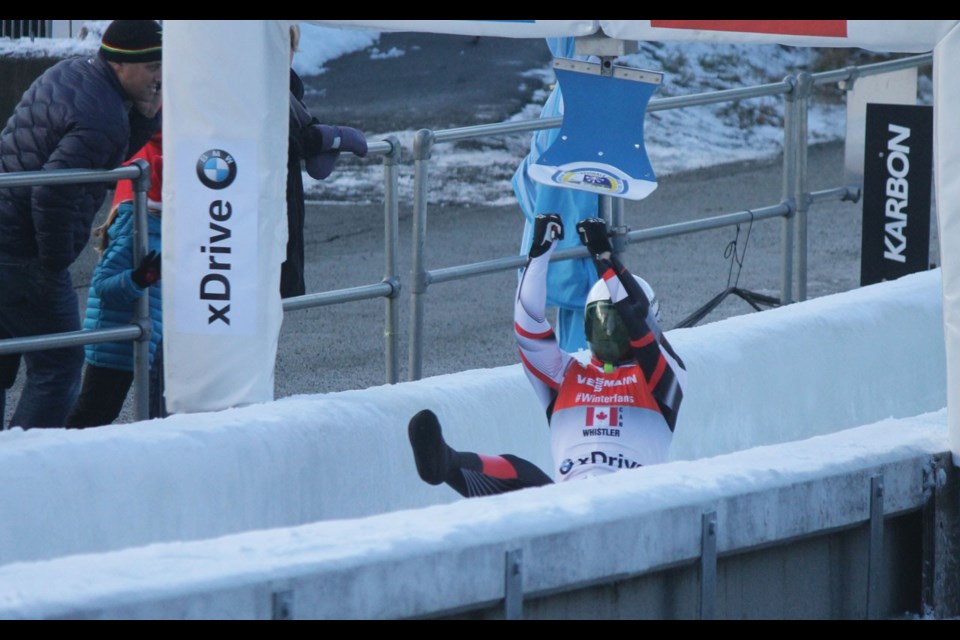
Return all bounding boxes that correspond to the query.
[0,270,945,567]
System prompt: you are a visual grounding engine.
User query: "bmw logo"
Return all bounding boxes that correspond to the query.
[559,459,574,475]
[196,149,237,190]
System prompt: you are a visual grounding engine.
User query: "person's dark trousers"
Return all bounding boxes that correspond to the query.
[0,353,20,430]
[65,364,133,429]
[0,254,83,428]
[149,340,166,419]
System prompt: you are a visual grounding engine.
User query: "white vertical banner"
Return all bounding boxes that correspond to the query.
[934,25,960,465]
[162,20,290,414]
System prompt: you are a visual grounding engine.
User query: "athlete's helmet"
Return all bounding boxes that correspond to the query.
[584,275,660,364]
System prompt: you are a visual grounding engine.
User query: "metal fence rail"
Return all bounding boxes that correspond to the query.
[0,53,933,424]
[282,136,403,384]
[0,139,401,424]
[0,20,51,39]
[405,53,932,380]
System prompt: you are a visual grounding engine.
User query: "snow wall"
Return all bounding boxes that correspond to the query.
[0,269,945,570]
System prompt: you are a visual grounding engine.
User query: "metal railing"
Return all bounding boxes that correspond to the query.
[0,138,402,425]
[0,20,51,39]
[405,53,933,380]
[0,53,934,423]
[0,160,153,419]
[281,136,403,383]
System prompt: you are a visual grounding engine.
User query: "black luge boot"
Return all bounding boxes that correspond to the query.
[408,409,455,486]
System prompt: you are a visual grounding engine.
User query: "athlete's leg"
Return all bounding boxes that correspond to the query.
[408,409,553,498]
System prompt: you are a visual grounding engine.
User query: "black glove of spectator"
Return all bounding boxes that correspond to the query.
[311,124,368,158]
[337,126,368,158]
[305,150,341,180]
[528,213,563,258]
[576,218,613,258]
[131,250,161,288]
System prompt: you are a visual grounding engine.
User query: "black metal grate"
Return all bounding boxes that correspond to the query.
[0,20,52,39]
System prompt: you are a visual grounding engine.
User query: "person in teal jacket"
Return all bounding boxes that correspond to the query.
[65,131,163,428]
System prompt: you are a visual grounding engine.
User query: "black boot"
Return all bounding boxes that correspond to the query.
[408,409,455,486]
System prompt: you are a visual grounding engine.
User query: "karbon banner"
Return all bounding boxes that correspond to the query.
[859,104,933,287]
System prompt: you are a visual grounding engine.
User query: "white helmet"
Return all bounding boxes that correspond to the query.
[584,275,660,364]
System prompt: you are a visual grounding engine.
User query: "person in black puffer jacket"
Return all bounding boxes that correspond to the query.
[282,23,368,299]
[0,20,162,429]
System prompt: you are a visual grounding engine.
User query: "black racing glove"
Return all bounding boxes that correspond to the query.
[576,217,613,259]
[528,213,564,258]
[131,250,161,288]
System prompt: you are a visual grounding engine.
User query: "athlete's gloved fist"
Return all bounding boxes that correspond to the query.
[576,218,613,258]
[131,250,161,288]
[528,213,563,258]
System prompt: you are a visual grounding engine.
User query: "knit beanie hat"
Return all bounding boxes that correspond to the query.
[99,20,162,63]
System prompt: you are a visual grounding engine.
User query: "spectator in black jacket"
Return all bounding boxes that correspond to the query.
[0,20,162,429]
[282,23,368,298]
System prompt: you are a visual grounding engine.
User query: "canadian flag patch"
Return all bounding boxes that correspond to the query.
[586,407,621,428]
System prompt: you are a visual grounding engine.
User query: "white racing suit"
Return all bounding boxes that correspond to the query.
[514,240,687,482]
[409,236,686,498]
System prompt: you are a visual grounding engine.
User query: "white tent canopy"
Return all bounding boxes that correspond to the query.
[161,20,960,465]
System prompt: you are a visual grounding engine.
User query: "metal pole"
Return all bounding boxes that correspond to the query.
[130,159,152,422]
[700,511,718,620]
[794,72,813,302]
[612,196,626,254]
[866,475,885,620]
[780,75,798,306]
[382,136,402,385]
[504,549,524,620]
[601,195,627,255]
[409,129,435,381]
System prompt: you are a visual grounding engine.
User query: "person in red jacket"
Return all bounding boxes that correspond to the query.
[409,215,686,496]
[65,130,164,428]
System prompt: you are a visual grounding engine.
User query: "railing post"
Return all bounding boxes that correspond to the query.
[130,158,152,422]
[504,548,524,620]
[601,195,628,255]
[700,510,718,620]
[866,475,884,620]
[381,136,402,385]
[780,75,798,306]
[921,454,960,619]
[409,129,435,381]
[793,72,814,302]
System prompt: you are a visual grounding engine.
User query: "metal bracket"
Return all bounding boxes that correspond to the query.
[700,511,717,620]
[574,33,638,59]
[866,475,884,620]
[553,58,663,85]
[272,589,294,620]
[838,66,861,93]
[504,548,524,620]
